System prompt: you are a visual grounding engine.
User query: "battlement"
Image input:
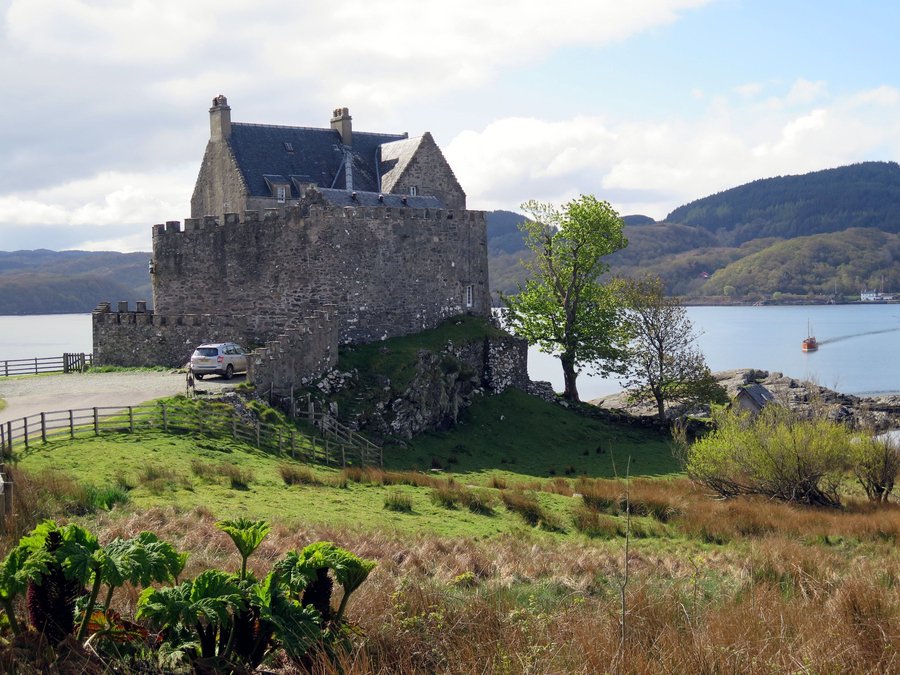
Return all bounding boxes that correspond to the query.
[92,301,253,330]
[152,204,485,236]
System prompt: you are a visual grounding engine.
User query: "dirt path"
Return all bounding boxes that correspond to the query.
[0,371,246,423]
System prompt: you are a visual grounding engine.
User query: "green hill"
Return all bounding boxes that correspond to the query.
[666,161,900,244]
[489,162,900,301]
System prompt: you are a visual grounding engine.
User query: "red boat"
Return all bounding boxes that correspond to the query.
[802,322,817,351]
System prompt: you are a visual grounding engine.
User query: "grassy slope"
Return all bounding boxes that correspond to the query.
[15,390,675,541]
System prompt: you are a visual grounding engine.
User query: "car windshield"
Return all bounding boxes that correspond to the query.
[195,347,219,357]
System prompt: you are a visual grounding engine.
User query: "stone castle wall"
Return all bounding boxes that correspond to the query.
[92,301,283,368]
[150,204,491,345]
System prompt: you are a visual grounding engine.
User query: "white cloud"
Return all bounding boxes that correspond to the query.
[447,81,900,219]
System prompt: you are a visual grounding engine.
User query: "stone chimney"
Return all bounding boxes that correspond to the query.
[209,94,232,142]
[330,107,352,146]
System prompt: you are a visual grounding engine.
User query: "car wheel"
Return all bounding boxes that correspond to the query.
[195,374,204,380]
[224,364,234,380]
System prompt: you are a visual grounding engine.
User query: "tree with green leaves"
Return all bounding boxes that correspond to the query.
[619,275,725,420]
[502,195,629,402]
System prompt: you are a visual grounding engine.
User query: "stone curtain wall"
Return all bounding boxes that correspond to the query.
[150,205,491,345]
[92,302,288,368]
[247,310,339,396]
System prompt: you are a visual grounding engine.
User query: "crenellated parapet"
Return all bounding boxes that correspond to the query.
[152,204,485,238]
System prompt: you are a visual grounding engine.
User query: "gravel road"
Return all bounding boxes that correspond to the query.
[0,371,246,423]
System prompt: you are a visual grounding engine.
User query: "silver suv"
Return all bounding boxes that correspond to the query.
[190,342,249,380]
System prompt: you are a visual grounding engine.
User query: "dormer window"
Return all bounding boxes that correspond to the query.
[276,186,286,203]
[409,186,418,196]
[283,142,294,153]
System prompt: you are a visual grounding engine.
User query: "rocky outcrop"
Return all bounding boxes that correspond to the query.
[592,368,900,431]
[307,334,531,440]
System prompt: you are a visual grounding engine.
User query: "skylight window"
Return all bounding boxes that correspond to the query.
[284,142,294,153]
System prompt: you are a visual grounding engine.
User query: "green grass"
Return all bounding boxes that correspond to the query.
[397,389,676,478]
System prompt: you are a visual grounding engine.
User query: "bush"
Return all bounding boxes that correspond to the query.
[687,406,857,507]
[852,436,899,503]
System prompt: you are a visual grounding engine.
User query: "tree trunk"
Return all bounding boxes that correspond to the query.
[561,355,580,402]
[655,393,666,421]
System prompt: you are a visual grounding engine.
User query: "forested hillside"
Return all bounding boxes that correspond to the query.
[489,162,900,301]
[667,161,900,244]
[0,250,151,314]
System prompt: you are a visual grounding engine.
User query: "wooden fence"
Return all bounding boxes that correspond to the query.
[0,400,382,469]
[1,353,92,377]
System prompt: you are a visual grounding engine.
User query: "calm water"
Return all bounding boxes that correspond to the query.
[2,307,899,398]
[0,314,92,361]
[529,304,900,399]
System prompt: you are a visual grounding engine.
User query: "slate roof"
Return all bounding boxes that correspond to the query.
[379,136,425,193]
[737,383,775,409]
[228,123,408,198]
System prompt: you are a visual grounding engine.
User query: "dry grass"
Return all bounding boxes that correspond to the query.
[27,503,894,674]
[4,464,900,673]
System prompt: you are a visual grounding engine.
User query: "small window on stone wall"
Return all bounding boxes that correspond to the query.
[276,186,286,203]
[409,186,418,196]
[465,284,474,308]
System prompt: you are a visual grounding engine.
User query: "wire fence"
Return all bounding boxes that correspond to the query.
[0,353,92,377]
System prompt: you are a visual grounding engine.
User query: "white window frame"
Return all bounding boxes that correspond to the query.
[465,284,474,308]
[276,186,286,203]
[409,185,418,196]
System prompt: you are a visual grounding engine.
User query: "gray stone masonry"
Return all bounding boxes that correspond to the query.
[248,310,339,396]
[150,202,490,345]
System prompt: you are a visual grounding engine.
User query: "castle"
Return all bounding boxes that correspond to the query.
[93,96,493,392]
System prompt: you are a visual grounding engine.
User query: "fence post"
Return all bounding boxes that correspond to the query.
[129,407,134,434]
[93,408,99,435]
[33,357,38,375]
[1,471,12,525]
[161,403,168,433]
[23,419,29,449]
[69,410,74,439]
[4,422,10,456]
[40,412,46,443]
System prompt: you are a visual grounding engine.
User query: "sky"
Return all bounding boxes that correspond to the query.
[3,0,900,252]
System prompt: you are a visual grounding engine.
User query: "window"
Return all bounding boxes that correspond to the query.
[276,186,286,203]
[283,141,294,153]
[409,186,418,196]
[465,284,474,308]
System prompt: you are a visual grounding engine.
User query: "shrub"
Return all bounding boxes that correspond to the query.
[687,406,856,507]
[852,435,899,503]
